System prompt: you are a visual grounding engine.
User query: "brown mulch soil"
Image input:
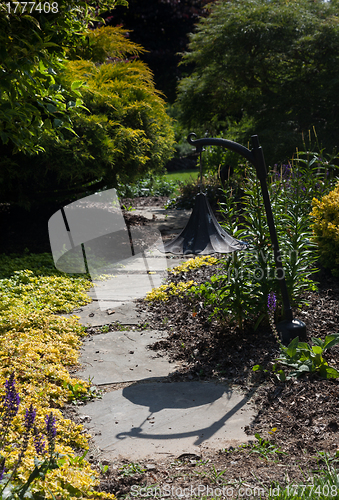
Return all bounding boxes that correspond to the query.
[121,196,170,209]
[70,200,339,498]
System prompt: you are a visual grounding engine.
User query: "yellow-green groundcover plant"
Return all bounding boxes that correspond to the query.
[310,181,339,277]
[0,254,115,499]
[145,256,218,301]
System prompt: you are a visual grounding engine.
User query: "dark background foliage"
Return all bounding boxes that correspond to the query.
[176,0,339,165]
[104,0,213,102]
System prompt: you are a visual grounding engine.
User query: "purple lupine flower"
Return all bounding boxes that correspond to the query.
[3,373,20,417]
[45,412,56,457]
[33,427,46,456]
[0,459,5,481]
[45,412,56,439]
[24,405,36,432]
[267,292,277,314]
[282,164,291,179]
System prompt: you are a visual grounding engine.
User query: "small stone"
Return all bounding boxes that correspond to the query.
[145,464,156,470]
[79,415,91,422]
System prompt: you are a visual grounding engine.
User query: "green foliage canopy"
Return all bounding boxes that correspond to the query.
[176,0,339,163]
[0,26,175,207]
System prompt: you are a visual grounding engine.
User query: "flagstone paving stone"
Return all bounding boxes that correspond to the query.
[77,381,256,461]
[78,330,181,385]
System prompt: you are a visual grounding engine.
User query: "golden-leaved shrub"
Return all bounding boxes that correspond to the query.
[310,181,339,277]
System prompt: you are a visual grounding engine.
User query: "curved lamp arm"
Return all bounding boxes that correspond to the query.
[187,132,293,323]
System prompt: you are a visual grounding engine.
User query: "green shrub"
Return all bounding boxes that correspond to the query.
[0,27,175,208]
[117,174,177,198]
[166,173,222,209]
[176,0,339,165]
[310,181,339,277]
[274,334,339,380]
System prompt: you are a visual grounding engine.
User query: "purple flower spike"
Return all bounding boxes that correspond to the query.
[0,458,5,482]
[3,373,20,417]
[267,292,277,314]
[45,412,56,439]
[24,404,36,432]
[33,428,46,456]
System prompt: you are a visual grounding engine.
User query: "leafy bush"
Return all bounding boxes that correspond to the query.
[0,26,175,208]
[0,0,127,154]
[145,256,218,301]
[275,334,339,380]
[166,173,222,209]
[176,0,339,165]
[310,181,339,277]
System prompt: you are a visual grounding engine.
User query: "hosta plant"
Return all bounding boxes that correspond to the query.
[274,334,339,380]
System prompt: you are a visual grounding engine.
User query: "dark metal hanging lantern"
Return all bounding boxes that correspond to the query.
[162,191,247,255]
[162,140,247,256]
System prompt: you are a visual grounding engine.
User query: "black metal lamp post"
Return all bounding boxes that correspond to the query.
[166,133,306,344]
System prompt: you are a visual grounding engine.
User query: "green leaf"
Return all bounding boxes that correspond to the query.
[297,342,311,351]
[311,345,323,355]
[0,131,8,144]
[54,118,63,127]
[46,104,57,113]
[71,80,84,91]
[323,334,339,351]
[297,364,311,372]
[311,337,324,348]
[252,364,262,372]
[286,336,299,358]
[22,15,41,29]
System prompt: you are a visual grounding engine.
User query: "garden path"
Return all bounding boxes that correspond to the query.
[63,206,256,461]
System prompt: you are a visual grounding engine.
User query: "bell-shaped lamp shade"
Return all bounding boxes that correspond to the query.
[161,192,247,255]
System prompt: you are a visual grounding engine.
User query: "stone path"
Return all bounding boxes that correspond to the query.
[62,205,256,461]
[79,329,180,385]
